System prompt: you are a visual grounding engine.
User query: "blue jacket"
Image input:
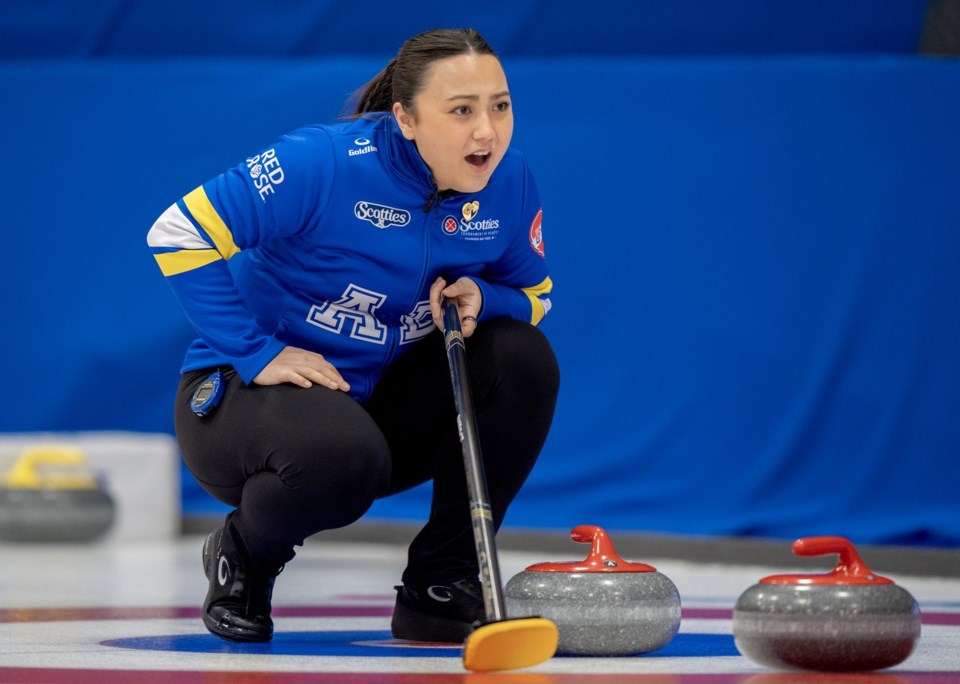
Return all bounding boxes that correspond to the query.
[148,113,552,401]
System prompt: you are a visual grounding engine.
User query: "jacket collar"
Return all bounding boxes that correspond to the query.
[381,114,435,193]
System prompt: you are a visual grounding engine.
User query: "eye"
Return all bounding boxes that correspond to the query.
[494,101,511,112]
[452,105,472,116]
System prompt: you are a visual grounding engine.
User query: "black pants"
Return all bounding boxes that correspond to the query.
[175,318,559,583]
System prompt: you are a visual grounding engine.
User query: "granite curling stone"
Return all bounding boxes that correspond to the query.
[733,536,921,672]
[504,524,681,656]
[0,446,115,543]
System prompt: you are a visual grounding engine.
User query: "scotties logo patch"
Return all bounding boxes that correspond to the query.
[442,202,500,241]
[354,201,411,229]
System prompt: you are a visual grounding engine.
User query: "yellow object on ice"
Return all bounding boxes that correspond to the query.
[2,446,98,490]
[462,617,558,672]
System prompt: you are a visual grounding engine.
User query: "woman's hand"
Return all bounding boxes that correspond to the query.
[253,346,351,391]
[430,276,482,337]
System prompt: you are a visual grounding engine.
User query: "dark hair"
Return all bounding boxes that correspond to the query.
[353,28,497,116]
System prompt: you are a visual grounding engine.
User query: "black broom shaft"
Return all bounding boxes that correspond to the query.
[441,298,506,623]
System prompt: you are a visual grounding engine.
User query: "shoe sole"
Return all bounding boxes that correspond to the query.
[391,596,476,643]
[202,613,273,643]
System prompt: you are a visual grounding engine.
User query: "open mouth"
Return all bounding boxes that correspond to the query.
[466,151,491,168]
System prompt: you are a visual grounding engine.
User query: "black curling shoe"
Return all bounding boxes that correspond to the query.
[201,527,279,642]
[391,578,486,643]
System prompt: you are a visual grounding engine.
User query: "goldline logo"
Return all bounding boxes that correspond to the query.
[349,137,378,157]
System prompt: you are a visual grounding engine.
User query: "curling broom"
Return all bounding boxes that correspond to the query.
[440,297,558,672]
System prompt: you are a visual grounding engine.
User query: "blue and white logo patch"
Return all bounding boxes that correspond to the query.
[354,202,411,229]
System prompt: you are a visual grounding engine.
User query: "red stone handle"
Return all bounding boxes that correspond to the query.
[759,535,892,585]
[570,524,624,565]
[792,536,874,579]
[524,525,656,573]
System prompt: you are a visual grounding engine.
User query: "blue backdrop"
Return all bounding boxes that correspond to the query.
[2,1,958,546]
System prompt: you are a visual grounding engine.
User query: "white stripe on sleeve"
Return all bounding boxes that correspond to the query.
[147,203,212,250]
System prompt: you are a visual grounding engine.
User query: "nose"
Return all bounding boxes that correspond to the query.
[473,112,494,142]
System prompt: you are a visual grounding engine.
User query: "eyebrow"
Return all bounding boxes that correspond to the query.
[445,90,511,102]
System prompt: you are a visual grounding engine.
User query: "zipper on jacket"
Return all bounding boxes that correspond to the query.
[423,188,455,213]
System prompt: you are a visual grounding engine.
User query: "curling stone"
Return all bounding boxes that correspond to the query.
[0,446,115,543]
[733,536,921,672]
[504,524,681,655]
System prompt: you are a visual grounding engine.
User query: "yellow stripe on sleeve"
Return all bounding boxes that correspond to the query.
[154,249,222,276]
[521,276,553,325]
[182,186,241,259]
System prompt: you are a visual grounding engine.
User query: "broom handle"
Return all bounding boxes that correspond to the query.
[441,298,506,623]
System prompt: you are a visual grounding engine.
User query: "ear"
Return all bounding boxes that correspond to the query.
[392,102,416,141]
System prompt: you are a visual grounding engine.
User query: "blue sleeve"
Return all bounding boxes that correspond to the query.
[165,261,288,382]
[148,127,335,382]
[472,158,553,325]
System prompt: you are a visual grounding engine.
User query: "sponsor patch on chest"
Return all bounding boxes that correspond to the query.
[354,201,411,229]
[441,200,500,241]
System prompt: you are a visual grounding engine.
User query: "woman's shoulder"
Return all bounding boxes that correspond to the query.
[486,147,534,190]
[483,147,540,213]
[498,146,533,177]
[308,113,388,140]
[280,114,387,144]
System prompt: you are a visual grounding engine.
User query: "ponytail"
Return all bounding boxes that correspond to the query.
[354,58,398,116]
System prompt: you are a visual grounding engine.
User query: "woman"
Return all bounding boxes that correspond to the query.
[147,28,559,644]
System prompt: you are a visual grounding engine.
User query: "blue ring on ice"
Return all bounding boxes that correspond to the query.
[103,630,737,658]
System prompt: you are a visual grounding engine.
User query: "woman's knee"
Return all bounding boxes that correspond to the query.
[471,319,560,400]
[243,412,392,531]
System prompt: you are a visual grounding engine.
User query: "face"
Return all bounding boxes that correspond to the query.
[393,53,513,193]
